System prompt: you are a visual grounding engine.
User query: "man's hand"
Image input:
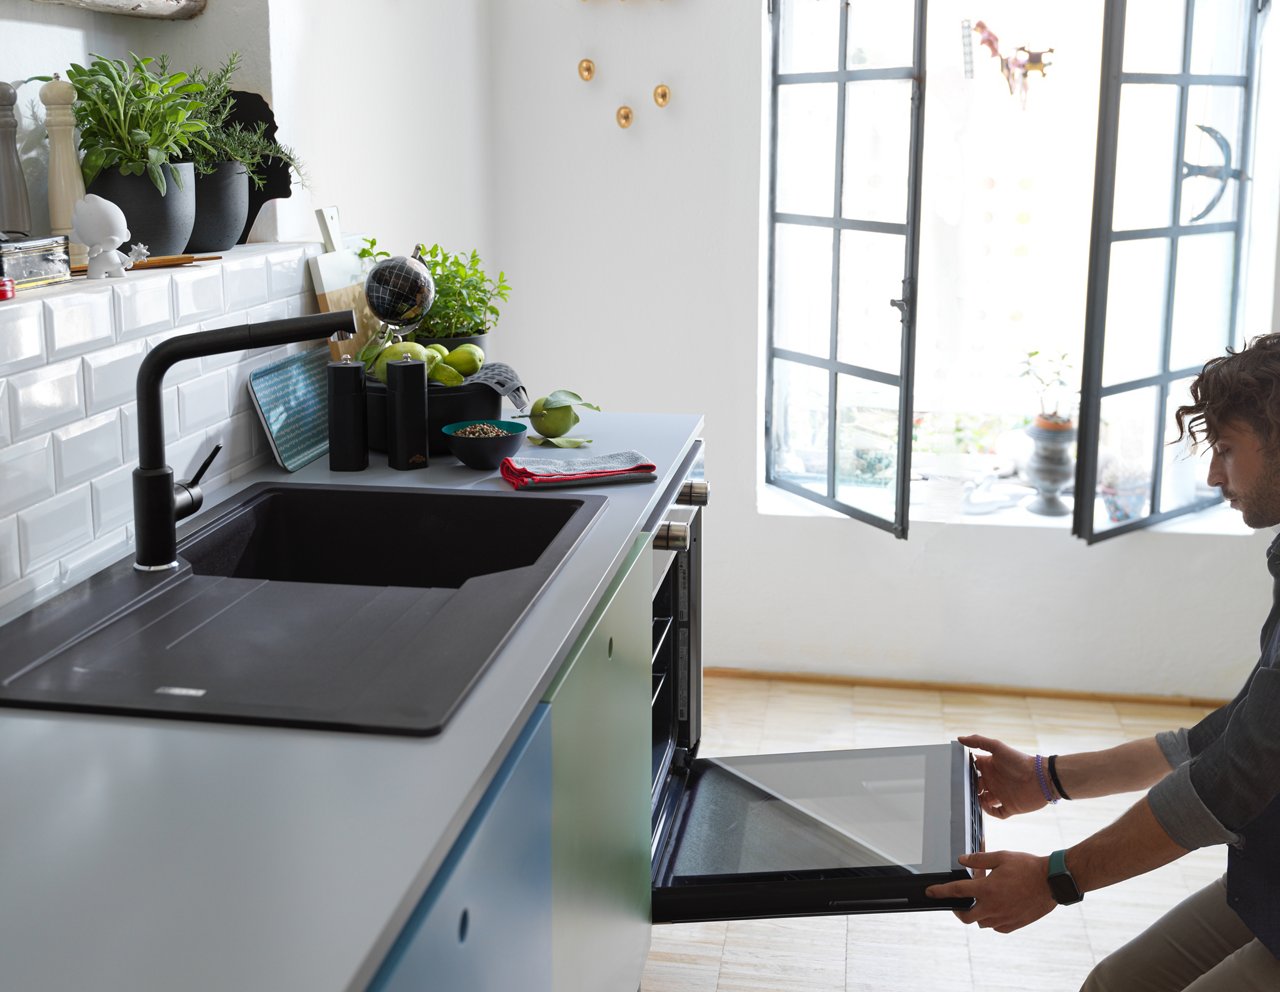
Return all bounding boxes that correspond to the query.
[960,734,1051,818]
[925,851,1057,933]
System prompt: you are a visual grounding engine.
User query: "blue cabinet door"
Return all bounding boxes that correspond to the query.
[369,705,552,992]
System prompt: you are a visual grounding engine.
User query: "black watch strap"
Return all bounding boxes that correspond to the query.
[1047,849,1084,905]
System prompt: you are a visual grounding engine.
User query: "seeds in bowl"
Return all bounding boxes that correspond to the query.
[455,423,512,438]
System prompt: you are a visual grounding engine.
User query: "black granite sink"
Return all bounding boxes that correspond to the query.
[0,483,606,736]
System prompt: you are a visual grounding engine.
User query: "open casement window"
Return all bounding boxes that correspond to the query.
[1074,0,1261,543]
[764,0,928,539]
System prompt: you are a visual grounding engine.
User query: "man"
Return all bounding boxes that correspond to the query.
[925,333,1280,991]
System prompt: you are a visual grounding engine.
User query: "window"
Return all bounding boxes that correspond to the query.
[764,0,1264,542]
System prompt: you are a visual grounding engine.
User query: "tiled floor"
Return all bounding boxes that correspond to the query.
[640,675,1224,992]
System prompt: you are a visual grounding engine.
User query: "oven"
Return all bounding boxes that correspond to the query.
[644,441,984,925]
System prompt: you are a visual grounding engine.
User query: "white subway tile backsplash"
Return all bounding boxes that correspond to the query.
[92,463,135,536]
[248,299,290,324]
[177,371,230,433]
[121,390,180,461]
[0,300,46,376]
[0,515,19,588]
[167,431,213,481]
[113,275,174,340]
[172,265,225,324]
[0,380,9,447]
[205,410,257,471]
[287,293,318,318]
[83,339,145,414]
[53,410,122,489]
[222,254,269,311]
[58,526,131,583]
[198,310,251,370]
[43,289,114,360]
[146,325,204,384]
[0,436,55,517]
[18,484,93,572]
[8,359,84,440]
[0,563,59,618]
[267,246,310,300]
[228,349,280,413]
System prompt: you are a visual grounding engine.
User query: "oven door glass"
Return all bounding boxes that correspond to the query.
[651,741,981,923]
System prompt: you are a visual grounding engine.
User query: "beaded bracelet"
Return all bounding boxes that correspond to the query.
[1034,753,1058,805]
[1048,753,1073,800]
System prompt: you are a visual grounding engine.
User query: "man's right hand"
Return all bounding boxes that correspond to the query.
[959,734,1053,818]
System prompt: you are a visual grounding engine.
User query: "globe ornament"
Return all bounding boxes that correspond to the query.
[364,255,435,327]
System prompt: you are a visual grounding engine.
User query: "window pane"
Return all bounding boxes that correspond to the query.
[776,83,838,217]
[1112,84,1178,231]
[772,360,829,496]
[835,375,899,518]
[1122,0,1187,74]
[847,2,914,70]
[1180,85,1244,225]
[1161,377,1208,512]
[778,0,841,74]
[842,79,912,224]
[1190,0,1248,76]
[837,230,904,375]
[1170,231,1234,371]
[1102,238,1169,386]
[1095,387,1159,532]
[774,224,833,358]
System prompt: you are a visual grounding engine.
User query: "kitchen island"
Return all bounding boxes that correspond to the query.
[0,411,703,992]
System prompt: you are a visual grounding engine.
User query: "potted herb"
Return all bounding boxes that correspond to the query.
[1020,349,1075,430]
[183,53,304,252]
[408,243,511,348]
[1020,350,1077,516]
[61,53,211,255]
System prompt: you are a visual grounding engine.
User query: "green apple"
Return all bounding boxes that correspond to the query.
[443,343,485,377]
[371,341,431,383]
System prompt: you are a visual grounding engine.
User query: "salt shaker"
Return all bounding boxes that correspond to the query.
[0,81,32,237]
[327,356,369,472]
[386,357,429,470]
[39,74,85,265]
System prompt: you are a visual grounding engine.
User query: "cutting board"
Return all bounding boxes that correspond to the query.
[307,206,382,361]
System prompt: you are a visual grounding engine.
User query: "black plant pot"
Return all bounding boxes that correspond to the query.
[88,163,196,257]
[186,162,249,253]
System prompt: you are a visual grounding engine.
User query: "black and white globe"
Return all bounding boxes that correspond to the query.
[364,255,435,327]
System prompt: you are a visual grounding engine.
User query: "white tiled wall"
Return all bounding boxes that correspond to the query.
[0,243,322,615]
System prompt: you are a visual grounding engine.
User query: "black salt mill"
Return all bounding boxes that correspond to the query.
[386,356,429,470]
[327,355,369,471]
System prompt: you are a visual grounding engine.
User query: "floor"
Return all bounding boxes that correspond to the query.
[640,675,1224,992]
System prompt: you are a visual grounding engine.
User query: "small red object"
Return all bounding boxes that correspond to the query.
[0,278,14,301]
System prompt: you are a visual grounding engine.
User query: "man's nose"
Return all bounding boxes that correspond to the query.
[1207,453,1225,488]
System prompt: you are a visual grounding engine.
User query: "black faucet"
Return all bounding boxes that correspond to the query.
[133,311,357,571]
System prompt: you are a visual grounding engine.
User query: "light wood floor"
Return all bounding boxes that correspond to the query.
[640,675,1224,992]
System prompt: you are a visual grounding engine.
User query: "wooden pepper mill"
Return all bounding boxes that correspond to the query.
[0,81,32,238]
[39,73,86,264]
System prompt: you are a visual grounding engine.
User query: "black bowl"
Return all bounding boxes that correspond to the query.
[441,420,527,470]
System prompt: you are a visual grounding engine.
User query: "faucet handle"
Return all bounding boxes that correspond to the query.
[174,443,223,523]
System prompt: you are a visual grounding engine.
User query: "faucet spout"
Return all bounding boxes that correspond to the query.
[133,312,357,570]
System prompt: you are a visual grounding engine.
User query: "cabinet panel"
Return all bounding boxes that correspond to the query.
[369,706,552,992]
[543,537,652,992]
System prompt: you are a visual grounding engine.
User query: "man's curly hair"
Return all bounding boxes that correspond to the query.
[1175,333,1280,451]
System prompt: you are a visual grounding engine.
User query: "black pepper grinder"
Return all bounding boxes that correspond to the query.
[327,355,368,471]
[386,356,429,470]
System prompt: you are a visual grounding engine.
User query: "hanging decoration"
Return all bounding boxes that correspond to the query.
[970,19,1054,109]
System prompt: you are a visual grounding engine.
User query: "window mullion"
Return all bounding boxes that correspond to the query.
[827,0,850,502]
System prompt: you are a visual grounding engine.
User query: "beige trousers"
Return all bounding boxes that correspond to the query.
[1081,876,1280,992]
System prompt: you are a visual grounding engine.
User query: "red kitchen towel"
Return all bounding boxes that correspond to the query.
[500,449,657,490]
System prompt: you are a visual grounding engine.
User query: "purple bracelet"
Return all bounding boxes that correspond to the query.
[1034,754,1058,805]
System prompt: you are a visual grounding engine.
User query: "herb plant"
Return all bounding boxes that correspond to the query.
[62,53,211,195]
[410,243,511,339]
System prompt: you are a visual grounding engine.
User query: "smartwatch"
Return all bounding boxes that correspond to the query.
[1047,849,1084,905]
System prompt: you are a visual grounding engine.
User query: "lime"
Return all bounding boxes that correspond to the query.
[372,341,431,383]
[443,343,485,377]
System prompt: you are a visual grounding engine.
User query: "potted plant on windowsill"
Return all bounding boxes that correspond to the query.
[1019,350,1077,516]
[60,53,211,256]
[183,52,303,253]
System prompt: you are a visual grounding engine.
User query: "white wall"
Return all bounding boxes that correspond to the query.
[487,0,1272,701]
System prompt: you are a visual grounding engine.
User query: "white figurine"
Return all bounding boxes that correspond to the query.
[71,194,150,279]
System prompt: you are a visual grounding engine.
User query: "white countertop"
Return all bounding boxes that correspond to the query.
[0,411,702,992]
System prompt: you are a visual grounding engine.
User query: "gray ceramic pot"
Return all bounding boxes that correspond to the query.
[186,161,249,253]
[88,162,196,257]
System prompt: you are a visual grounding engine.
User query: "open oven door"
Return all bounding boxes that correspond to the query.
[651,742,982,923]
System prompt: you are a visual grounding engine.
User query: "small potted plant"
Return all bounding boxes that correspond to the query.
[1019,350,1077,516]
[1020,349,1075,430]
[407,243,511,349]
[183,52,303,252]
[61,53,211,255]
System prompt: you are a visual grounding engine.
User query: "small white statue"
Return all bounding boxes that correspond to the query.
[71,194,150,279]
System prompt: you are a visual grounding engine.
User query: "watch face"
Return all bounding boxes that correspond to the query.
[1048,870,1084,905]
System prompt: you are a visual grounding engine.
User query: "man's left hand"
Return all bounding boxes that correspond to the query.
[925,851,1057,933]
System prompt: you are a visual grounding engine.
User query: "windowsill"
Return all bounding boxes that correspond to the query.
[757,477,1256,538]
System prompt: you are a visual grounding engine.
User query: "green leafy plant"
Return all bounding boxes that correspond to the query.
[1020,350,1075,422]
[357,237,390,262]
[185,52,304,190]
[410,243,511,339]
[61,53,211,195]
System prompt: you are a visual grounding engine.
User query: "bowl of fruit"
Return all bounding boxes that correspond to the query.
[441,419,527,470]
